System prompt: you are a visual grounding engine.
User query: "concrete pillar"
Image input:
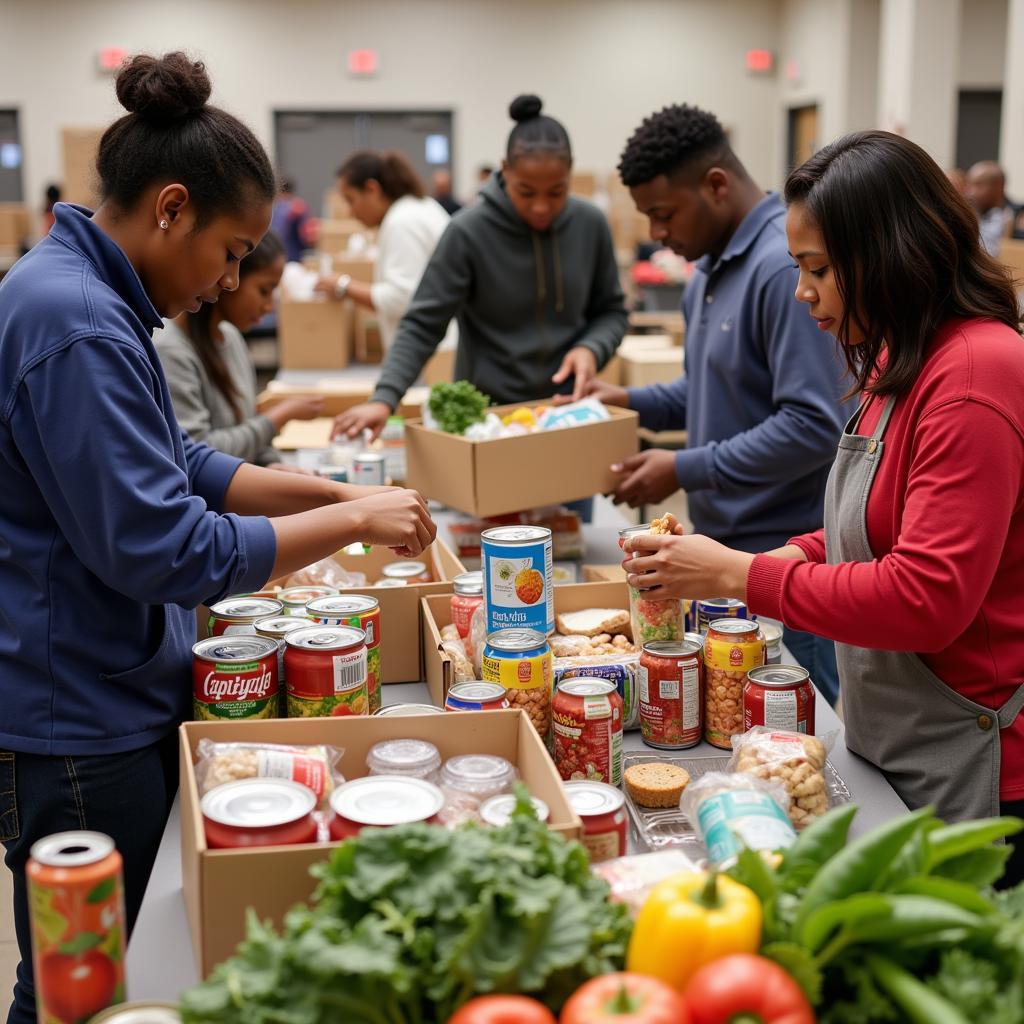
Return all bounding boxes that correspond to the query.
[1000,0,1024,187]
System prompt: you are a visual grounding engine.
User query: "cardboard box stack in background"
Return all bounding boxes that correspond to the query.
[317,218,368,256]
[61,127,104,208]
[0,204,31,255]
[277,299,352,369]
[258,380,428,420]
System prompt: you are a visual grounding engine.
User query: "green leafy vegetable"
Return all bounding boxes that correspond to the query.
[428,380,490,435]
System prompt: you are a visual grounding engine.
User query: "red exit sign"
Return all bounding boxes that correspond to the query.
[746,49,774,74]
[97,47,127,73]
[348,49,378,76]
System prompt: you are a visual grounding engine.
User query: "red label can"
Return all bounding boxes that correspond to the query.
[551,678,623,785]
[306,596,382,714]
[27,831,126,1024]
[284,625,369,717]
[192,636,280,721]
[201,779,318,849]
[638,639,703,749]
[743,665,816,734]
[207,596,283,637]
[328,777,444,840]
[564,781,627,863]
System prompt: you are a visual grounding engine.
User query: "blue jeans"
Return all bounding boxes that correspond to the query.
[783,627,841,707]
[2,734,179,1024]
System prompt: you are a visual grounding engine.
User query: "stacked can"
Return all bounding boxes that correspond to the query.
[207,596,282,637]
[192,636,280,721]
[306,595,383,714]
[284,625,369,717]
[638,638,703,749]
[481,526,554,636]
[704,619,766,748]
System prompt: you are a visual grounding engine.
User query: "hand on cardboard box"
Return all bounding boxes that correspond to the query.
[348,487,436,556]
[551,346,598,402]
[552,376,629,409]
[333,401,391,441]
[610,449,678,507]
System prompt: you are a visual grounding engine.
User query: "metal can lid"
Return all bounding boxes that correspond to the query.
[373,702,444,716]
[367,739,442,776]
[382,561,428,579]
[87,1003,181,1024]
[306,594,380,616]
[375,578,409,588]
[564,780,625,816]
[193,635,279,663]
[354,452,387,463]
[440,754,517,793]
[708,618,760,638]
[481,525,552,544]
[279,586,339,606]
[285,625,366,651]
[480,794,550,827]
[209,596,283,620]
[453,571,484,596]
[642,639,703,658]
[30,830,115,868]
[684,632,705,649]
[556,678,617,698]
[485,628,548,654]
[330,776,444,825]
[699,597,747,610]
[254,616,309,639]
[201,779,315,829]
[747,665,811,688]
[758,621,784,645]
[447,681,506,703]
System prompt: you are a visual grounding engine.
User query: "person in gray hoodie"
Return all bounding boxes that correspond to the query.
[334,94,628,440]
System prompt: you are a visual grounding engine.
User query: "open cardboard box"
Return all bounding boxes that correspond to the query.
[622,347,682,388]
[277,299,353,370]
[179,710,580,976]
[422,580,629,705]
[405,403,639,518]
[582,564,627,583]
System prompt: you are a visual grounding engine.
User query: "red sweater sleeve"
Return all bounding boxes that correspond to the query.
[747,398,1024,651]
[788,528,826,563]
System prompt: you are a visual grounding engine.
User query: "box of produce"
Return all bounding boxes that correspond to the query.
[179,709,581,976]
[405,383,638,518]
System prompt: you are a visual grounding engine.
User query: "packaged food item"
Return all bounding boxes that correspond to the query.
[306,595,383,714]
[373,702,444,717]
[444,681,509,711]
[284,625,369,718]
[592,850,703,916]
[440,626,476,684]
[696,597,750,634]
[479,794,550,827]
[195,740,343,807]
[759,620,784,665]
[328,777,445,840]
[563,780,628,863]
[553,655,640,730]
[470,604,488,677]
[201,778,318,849]
[278,585,339,617]
[619,525,685,645]
[27,831,126,1024]
[555,607,631,638]
[624,762,691,808]
[438,755,519,825]
[192,636,279,721]
[286,556,366,591]
[352,451,387,486]
[481,628,553,736]
[730,727,830,828]
[744,665,816,735]
[381,560,433,584]
[450,571,484,657]
[681,772,796,867]
[551,678,623,785]
[550,632,636,656]
[366,738,442,780]
[704,619,765,749]
[638,639,703,749]
[481,525,554,636]
[207,596,283,637]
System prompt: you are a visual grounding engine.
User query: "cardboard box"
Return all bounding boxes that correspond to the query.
[317,218,367,256]
[582,563,627,583]
[277,299,352,370]
[354,306,383,363]
[620,333,674,353]
[571,171,597,197]
[179,709,580,975]
[629,311,685,347]
[0,204,31,249]
[422,580,629,704]
[61,127,104,207]
[258,380,428,419]
[405,403,639,518]
[622,348,682,388]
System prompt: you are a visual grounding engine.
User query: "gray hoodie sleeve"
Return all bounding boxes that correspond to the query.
[371,223,472,409]
[575,215,628,367]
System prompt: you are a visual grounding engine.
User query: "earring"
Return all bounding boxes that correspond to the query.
[159,219,169,230]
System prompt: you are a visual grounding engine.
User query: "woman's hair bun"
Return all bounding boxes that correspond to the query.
[115,52,211,125]
[509,94,543,123]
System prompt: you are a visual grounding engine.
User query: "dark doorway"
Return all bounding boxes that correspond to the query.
[956,90,1002,170]
[787,104,819,174]
[0,110,23,203]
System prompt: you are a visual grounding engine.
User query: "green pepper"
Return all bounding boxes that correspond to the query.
[893,876,995,915]
[867,955,972,1024]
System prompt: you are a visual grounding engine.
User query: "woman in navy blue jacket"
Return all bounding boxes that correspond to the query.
[0,53,434,1024]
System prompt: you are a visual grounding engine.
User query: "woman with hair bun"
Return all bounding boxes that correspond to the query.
[334,94,628,441]
[0,52,434,1024]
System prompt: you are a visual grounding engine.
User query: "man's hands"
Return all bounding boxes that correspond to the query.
[332,401,392,442]
[346,488,436,556]
[551,346,599,401]
[611,449,679,507]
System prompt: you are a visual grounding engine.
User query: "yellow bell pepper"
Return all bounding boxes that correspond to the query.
[502,407,536,428]
[626,871,762,992]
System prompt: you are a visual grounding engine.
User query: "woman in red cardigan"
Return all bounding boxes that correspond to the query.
[624,130,1024,881]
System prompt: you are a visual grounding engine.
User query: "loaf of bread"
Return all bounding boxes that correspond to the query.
[556,608,631,638]
[624,762,691,808]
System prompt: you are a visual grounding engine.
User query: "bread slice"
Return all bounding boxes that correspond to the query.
[624,763,691,808]
[556,607,631,638]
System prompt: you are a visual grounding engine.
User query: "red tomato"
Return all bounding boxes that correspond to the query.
[684,955,815,1024]
[560,972,690,1024]
[39,950,118,1023]
[448,995,557,1024]
[331,704,354,716]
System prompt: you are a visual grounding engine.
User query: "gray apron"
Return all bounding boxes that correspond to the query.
[825,395,1024,821]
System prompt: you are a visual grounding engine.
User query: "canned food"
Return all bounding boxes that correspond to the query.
[192,636,279,721]
[451,571,484,650]
[328,776,444,839]
[202,779,318,848]
[278,585,339,617]
[375,578,409,589]
[619,525,686,645]
[439,754,517,800]
[373,702,444,716]
[482,628,553,737]
[697,597,751,634]
[759,620,784,665]
[207,596,283,637]
[563,781,628,863]
[639,639,703,749]
[445,681,509,712]
[481,525,553,635]
[704,619,766,749]
[551,678,623,785]
[254,615,308,710]
[552,661,639,731]
[480,794,550,827]
[306,595,383,714]
[353,451,387,486]
[88,1003,181,1024]
[744,665,816,734]
[27,831,126,1024]
[366,738,442,779]
[382,560,433,584]
[284,625,369,717]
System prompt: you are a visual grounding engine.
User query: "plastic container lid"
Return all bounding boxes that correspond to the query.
[564,780,626,817]
[330,776,445,826]
[480,794,550,827]
[440,754,517,796]
[373,703,444,716]
[367,738,442,778]
[201,778,316,828]
[453,571,484,596]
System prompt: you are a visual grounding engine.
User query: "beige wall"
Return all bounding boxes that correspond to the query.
[959,0,1007,87]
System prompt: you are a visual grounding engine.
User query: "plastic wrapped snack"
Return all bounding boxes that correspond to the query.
[440,625,476,684]
[470,604,488,677]
[592,849,702,916]
[680,771,797,867]
[553,654,641,730]
[195,740,344,809]
[730,727,831,828]
[550,633,637,658]
[286,556,366,590]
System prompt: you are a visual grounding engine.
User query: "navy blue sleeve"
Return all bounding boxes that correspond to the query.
[626,372,688,432]
[674,264,847,492]
[11,337,277,606]
[180,430,247,514]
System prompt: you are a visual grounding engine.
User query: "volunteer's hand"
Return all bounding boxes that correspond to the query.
[266,396,326,429]
[551,346,598,401]
[621,532,753,601]
[266,462,317,476]
[313,273,341,297]
[332,401,392,442]
[553,377,630,407]
[611,449,679,507]
[348,488,436,556]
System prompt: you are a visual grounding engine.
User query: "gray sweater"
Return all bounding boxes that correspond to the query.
[152,318,278,465]
[371,171,628,408]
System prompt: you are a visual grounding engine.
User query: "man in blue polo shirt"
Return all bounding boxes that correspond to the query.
[585,103,849,703]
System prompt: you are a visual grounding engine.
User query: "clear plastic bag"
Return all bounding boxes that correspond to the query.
[470,604,487,677]
[553,654,641,730]
[286,556,367,590]
[592,850,702,916]
[440,625,475,684]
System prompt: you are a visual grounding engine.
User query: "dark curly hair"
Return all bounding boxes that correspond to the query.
[618,103,735,187]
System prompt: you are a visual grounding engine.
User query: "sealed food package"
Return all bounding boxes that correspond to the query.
[592,849,702,916]
[680,771,797,867]
[619,519,685,646]
[729,727,832,828]
[194,740,344,808]
[438,754,518,826]
[440,624,476,683]
[286,556,367,591]
[470,604,487,677]
[553,654,640,730]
